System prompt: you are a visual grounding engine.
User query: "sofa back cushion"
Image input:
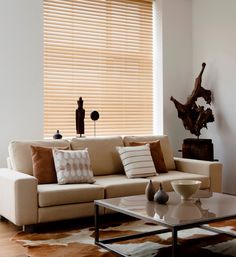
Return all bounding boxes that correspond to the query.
[8,140,70,175]
[70,136,124,176]
[123,135,176,170]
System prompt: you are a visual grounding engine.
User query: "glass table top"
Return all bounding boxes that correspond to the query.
[95,192,236,226]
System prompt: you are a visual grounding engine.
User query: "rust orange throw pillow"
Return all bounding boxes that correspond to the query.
[31,145,65,184]
[129,140,167,173]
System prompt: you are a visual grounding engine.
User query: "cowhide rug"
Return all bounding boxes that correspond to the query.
[12,218,236,257]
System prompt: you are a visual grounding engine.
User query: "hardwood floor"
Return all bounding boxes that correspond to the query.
[0,219,27,257]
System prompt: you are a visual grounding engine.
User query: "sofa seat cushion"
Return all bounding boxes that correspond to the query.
[94,174,149,198]
[70,136,124,176]
[149,170,210,192]
[38,184,104,207]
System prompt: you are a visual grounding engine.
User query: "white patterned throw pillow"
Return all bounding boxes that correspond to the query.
[117,144,157,178]
[52,148,95,184]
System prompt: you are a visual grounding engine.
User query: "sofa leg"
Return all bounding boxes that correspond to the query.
[23,225,34,233]
[0,215,6,221]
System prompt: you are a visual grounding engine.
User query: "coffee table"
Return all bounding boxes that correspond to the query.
[94,192,236,257]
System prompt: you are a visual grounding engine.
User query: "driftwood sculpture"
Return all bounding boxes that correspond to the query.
[170,63,214,137]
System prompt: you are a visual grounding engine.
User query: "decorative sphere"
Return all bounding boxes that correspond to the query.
[90,111,100,121]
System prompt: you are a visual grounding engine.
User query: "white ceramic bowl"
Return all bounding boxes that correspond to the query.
[171,180,202,200]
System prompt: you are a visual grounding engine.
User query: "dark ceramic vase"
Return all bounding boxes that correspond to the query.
[145,180,156,201]
[154,183,169,204]
[53,130,62,140]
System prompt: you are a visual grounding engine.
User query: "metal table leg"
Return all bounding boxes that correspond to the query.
[172,228,178,257]
[94,203,99,243]
[94,202,177,257]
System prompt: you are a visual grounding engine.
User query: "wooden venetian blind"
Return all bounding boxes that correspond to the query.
[44,0,153,137]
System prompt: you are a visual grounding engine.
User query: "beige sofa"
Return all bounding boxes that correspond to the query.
[0,135,222,230]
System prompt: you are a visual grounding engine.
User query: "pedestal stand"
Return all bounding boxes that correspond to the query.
[182,138,214,161]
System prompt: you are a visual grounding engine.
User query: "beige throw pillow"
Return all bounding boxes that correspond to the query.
[116,144,157,178]
[53,149,95,184]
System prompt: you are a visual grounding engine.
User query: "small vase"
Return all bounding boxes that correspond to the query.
[154,183,169,204]
[145,180,155,201]
[53,130,62,140]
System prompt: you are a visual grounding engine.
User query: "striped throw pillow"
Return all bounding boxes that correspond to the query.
[117,144,157,178]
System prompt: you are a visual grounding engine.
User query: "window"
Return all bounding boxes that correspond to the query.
[44,0,153,137]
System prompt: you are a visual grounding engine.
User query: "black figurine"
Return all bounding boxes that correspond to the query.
[53,130,62,139]
[76,97,85,137]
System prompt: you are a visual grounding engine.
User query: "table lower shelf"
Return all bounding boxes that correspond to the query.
[94,203,236,257]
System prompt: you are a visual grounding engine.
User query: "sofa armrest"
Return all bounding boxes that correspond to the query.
[7,157,13,169]
[174,157,223,193]
[0,168,38,226]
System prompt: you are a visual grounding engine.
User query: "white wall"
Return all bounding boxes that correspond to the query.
[192,0,236,194]
[0,0,43,166]
[160,0,193,155]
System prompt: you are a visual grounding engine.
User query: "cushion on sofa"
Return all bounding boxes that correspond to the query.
[70,136,124,176]
[116,144,157,178]
[128,140,167,173]
[94,172,210,199]
[94,174,149,198]
[31,145,58,184]
[31,145,70,184]
[149,170,210,192]
[38,184,104,207]
[53,149,95,184]
[8,140,70,175]
[123,135,176,170]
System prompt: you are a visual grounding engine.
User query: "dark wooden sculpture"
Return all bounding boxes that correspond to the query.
[76,97,85,137]
[170,63,214,137]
